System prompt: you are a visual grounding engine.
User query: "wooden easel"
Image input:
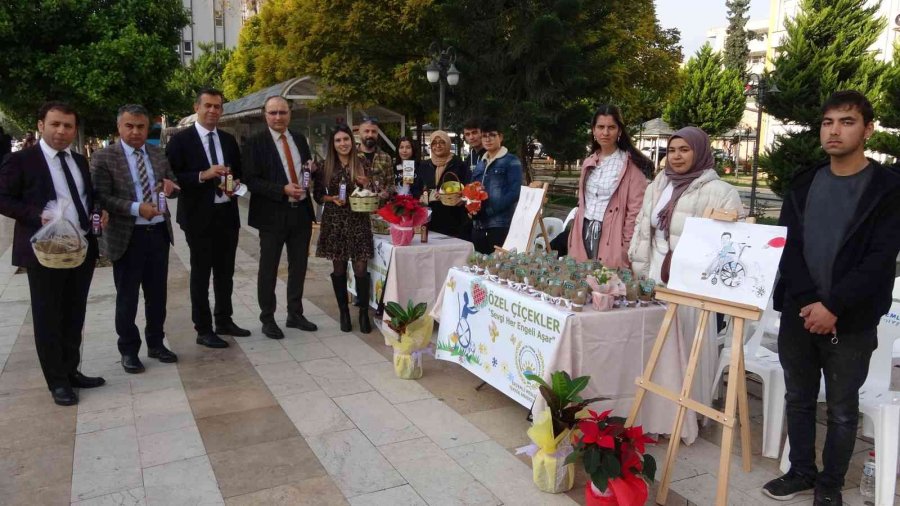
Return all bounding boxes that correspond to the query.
[493,182,551,253]
[625,208,761,505]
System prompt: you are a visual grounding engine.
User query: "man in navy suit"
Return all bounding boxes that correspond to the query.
[0,102,105,406]
[166,88,249,348]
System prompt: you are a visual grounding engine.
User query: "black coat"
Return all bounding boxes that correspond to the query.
[166,126,242,232]
[0,145,98,267]
[412,157,472,239]
[242,129,316,231]
[774,160,900,332]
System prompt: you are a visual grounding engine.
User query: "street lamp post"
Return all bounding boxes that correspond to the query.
[426,44,460,130]
[744,74,779,216]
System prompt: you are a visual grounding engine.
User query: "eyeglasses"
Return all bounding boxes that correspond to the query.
[431,140,447,146]
[482,132,500,139]
[266,110,289,116]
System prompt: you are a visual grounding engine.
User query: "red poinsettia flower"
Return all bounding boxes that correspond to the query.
[623,426,655,454]
[578,420,615,449]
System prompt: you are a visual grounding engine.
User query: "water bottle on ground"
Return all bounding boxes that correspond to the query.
[859,450,875,499]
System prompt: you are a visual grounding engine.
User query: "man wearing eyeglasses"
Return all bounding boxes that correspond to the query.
[356,117,392,191]
[469,119,522,254]
[242,96,318,339]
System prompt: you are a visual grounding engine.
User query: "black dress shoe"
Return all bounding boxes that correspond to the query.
[69,371,106,389]
[121,354,145,374]
[262,321,285,339]
[196,332,230,348]
[148,345,178,363]
[215,321,251,337]
[51,386,78,406]
[286,314,318,332]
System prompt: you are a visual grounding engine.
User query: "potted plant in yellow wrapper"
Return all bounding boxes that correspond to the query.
[383,300,432,379]
[520,371,603,493]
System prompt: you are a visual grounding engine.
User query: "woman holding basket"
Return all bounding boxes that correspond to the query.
[314,124,375,334]
[412,130,471,239]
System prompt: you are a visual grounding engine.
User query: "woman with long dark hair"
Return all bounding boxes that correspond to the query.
[393,136,419,194]
[567,105,650,267]
[313,124,375,333]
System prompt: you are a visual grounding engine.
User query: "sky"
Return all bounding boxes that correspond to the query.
[655,0,771,59]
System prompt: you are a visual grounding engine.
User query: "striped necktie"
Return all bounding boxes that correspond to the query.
[134,149,153,203]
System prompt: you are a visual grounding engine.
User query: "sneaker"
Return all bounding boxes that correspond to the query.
[813,487,842,505]
[762,471,815,501]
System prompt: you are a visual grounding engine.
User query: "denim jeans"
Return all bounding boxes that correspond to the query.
[778,306,875,490]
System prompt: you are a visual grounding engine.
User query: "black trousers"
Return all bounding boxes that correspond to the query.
[26,241,97,390]
[472,226,509,254]
[258,206,312,323]
[184,205,239,334]
[113,224,169,355]
[779,307,875,490]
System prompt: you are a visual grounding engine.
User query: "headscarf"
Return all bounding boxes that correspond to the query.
[429,130,453,181]
[656,126,714,237]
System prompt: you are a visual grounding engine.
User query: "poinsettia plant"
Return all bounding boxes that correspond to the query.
[376,194,429,227]
[462,181,489,214]
[525,371,604,437]
[566,409,657,497]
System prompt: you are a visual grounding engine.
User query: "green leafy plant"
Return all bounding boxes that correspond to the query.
[384,300,427,336]
[525,371,604,437]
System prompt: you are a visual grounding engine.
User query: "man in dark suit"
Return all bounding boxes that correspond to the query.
[0,102,105,406]
[243,96,318,338]
[166,88,249,348]
[92,104,180,374]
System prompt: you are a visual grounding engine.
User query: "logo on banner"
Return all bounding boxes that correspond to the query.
[470,280,488,308]
[515,341,545,385]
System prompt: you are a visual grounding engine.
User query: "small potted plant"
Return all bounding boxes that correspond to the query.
[522,371,604,493]
[638,277,656,306]
[566,410,657,506]
[376,195,429,246]
[383,300,432,379]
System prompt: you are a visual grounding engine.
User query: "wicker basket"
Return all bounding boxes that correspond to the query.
[437,172,462,206]
[370,215,390,235]
[349,194,380,213]
[32,242,87,269]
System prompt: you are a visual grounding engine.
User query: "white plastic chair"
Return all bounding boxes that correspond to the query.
[711,298,785,458]
[562,207,577,230]
[542,217,564,241]
[780,277,900,506]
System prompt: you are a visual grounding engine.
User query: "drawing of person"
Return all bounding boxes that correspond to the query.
[701,232,737,280]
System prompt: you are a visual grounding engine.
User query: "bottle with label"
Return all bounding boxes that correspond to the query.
[301,161,311,189]
[90,205,102,237]
[420,224,428,243]
[338,174,347,202]
[860,450,875,498]
[157,190,167,214]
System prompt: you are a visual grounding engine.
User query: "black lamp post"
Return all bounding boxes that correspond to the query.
[744,74,779,216]
[425,44,460,131]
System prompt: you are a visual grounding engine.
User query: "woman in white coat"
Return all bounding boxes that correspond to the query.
[629,126,744,283]
[628,126,744,444]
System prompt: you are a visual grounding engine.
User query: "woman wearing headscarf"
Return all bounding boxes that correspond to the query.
[412,130,471,239]
[629,126,744,284]
[568,105,650,267]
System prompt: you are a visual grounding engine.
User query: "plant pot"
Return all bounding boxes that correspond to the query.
[389,224,415,246]
[531,450,575,493]
[585,481,616,506]
[393,349,423,379]
[585,478,649,506]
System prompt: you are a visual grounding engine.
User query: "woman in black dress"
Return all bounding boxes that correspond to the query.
[393,136,420,194]
[411,130,471,239]
[314,124,375,333]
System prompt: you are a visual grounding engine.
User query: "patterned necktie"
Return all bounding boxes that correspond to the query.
[280,134,299,185]
[57,152,90,231]
[134,149,153,203]
[209,132,223,197]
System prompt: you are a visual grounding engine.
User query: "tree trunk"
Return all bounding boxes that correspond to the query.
[415,115,424,161]
[520,137,532,184]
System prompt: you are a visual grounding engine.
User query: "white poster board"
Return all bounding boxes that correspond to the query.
[667,217,787,310]
[501,185,545,253]
[346,237,394,309]
[435,268,570,408]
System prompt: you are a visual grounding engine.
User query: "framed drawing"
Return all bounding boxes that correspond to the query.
[667,217,787,310]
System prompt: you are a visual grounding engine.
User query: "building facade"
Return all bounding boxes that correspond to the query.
[178,0,244,64]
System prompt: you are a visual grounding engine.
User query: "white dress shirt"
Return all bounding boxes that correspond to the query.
[195,122,231,204]
[269,128,306,202]
[39,138,89,234]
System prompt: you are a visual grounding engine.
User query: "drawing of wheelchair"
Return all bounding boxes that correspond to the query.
[702,243,750,287]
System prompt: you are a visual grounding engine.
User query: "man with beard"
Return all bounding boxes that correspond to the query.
[356,117,392,191]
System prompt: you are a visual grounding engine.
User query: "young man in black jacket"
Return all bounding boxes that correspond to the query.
[763,91,900,505]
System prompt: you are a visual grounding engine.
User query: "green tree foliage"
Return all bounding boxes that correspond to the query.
[222,0,433,121]
[723,0,752,74]
[870,44,900,160]
[0,0,189,135]
[663,44,745,136]
[760,0,885,195]
[168,43,234,117]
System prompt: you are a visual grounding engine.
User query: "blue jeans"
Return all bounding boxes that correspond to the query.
[778,306,875,490]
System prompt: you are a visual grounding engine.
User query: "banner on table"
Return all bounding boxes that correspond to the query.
[347,237,394,309]
[435,268,571,408]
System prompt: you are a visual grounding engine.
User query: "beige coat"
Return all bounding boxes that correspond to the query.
[628,168,744,281]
